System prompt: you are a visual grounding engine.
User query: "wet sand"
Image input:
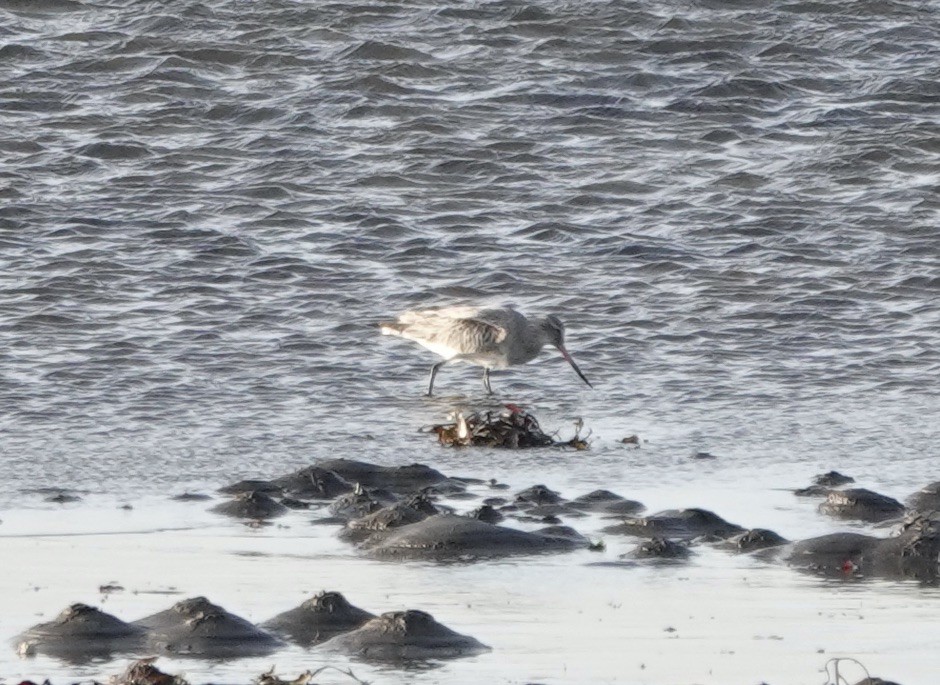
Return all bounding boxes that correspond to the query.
[2,447,936,685]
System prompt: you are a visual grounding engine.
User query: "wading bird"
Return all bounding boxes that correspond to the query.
[380,306,592,395]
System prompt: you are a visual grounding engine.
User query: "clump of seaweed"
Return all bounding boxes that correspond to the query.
[429,405,590,450]
[565,418,590,450]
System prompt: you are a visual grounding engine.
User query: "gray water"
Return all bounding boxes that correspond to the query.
[1,0,939,682]
[2,0,937,493]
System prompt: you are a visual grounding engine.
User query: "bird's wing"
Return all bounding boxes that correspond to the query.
[392,308,509,355]
[439,316,508,355]
[397,306,482,324]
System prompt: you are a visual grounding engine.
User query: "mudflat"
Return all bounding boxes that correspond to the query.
[2,446,935,684]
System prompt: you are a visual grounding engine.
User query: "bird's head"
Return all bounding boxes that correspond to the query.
[540,314,567,348]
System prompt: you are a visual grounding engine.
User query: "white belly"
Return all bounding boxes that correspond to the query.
[416,340,508,368]
[417,339,463,360]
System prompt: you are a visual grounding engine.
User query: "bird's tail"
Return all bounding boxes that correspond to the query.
[379,321,408,336]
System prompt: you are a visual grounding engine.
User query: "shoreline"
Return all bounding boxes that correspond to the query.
[2,457,931,685]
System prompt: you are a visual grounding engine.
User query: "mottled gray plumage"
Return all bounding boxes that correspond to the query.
[380,306,591,395]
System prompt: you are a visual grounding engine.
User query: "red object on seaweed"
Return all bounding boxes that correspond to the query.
[841,559,857,574]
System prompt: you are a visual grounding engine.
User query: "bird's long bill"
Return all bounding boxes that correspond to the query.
[558,345,593,388]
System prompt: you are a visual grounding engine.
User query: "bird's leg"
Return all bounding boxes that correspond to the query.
[427,361,447,396]
[483,367,493,395]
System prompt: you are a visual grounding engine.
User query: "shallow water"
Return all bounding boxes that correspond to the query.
[1,0,939,682]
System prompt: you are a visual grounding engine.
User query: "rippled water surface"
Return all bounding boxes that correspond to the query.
[1,0,939,682]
